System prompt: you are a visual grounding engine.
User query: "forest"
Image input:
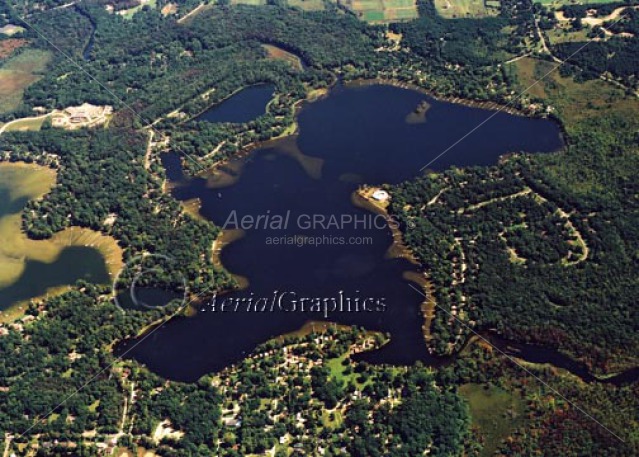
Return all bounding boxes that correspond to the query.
[389,142,639,373]
[554,37,639,88]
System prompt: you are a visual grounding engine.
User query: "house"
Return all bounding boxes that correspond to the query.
[372,189,390,202]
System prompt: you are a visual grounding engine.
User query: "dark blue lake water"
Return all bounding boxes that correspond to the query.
[194,85,275,123]
[118,84,567,382]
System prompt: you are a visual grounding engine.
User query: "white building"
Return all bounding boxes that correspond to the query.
[372,189,390,202]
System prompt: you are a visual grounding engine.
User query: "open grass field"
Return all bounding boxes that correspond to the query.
[513,57,636,125]
[287,0,327,10]
[0,115,49,133]
[0,24,26,36]
[0,49,52,114]
[120,0,158,19]
[459,383,525,457]
[340,0,418,23]
[546,26,590,44]
[0,162,123,300]
[514,56,639,197]
[434,0,500,19]
[534,0,619,7]
[262,44,304,70]
[161,2,178,15]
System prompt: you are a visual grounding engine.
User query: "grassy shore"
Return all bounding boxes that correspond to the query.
[0,162,123,318]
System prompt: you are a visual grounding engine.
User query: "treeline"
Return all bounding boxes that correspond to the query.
[555,37,639,88]
[19,4,382,120]
[0,1,16,27]
[21,5,94,56]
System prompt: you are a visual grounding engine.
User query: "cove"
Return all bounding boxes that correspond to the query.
[118,84,565,382]
[194,84,275,124]
[0,247,109,309]
[0,163,112,312]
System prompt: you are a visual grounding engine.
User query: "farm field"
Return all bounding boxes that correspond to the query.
[534,0,619,7]
[0,49,52,114]
[339,0,418,23]
[288,0,327,10]
[231,0,267,5]
[434,0,500,18]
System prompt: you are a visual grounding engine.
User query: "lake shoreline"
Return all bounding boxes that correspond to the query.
[192,86,331,179]
[136,82,567,380]
[353,186,437,344]
[345,78,529,117]
[0,161,123,319]
[187,83,275,123]
[193,78,561,179]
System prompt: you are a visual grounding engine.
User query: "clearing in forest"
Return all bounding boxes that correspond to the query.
[262,44,304,70]
[288,0,327,10]
[0,49,52,114]
[339,0,418,23]
[459,383,525,457]
[434,0,500,18]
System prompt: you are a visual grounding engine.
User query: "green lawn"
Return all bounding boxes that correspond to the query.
[362,10,386,21]
[385,0,415,7]
[434,0,500,18]
[326,354,352,383]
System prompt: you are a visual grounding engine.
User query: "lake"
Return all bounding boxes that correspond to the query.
[118,84,565,382]
[194,84,275,123]
[0,163,111,311]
